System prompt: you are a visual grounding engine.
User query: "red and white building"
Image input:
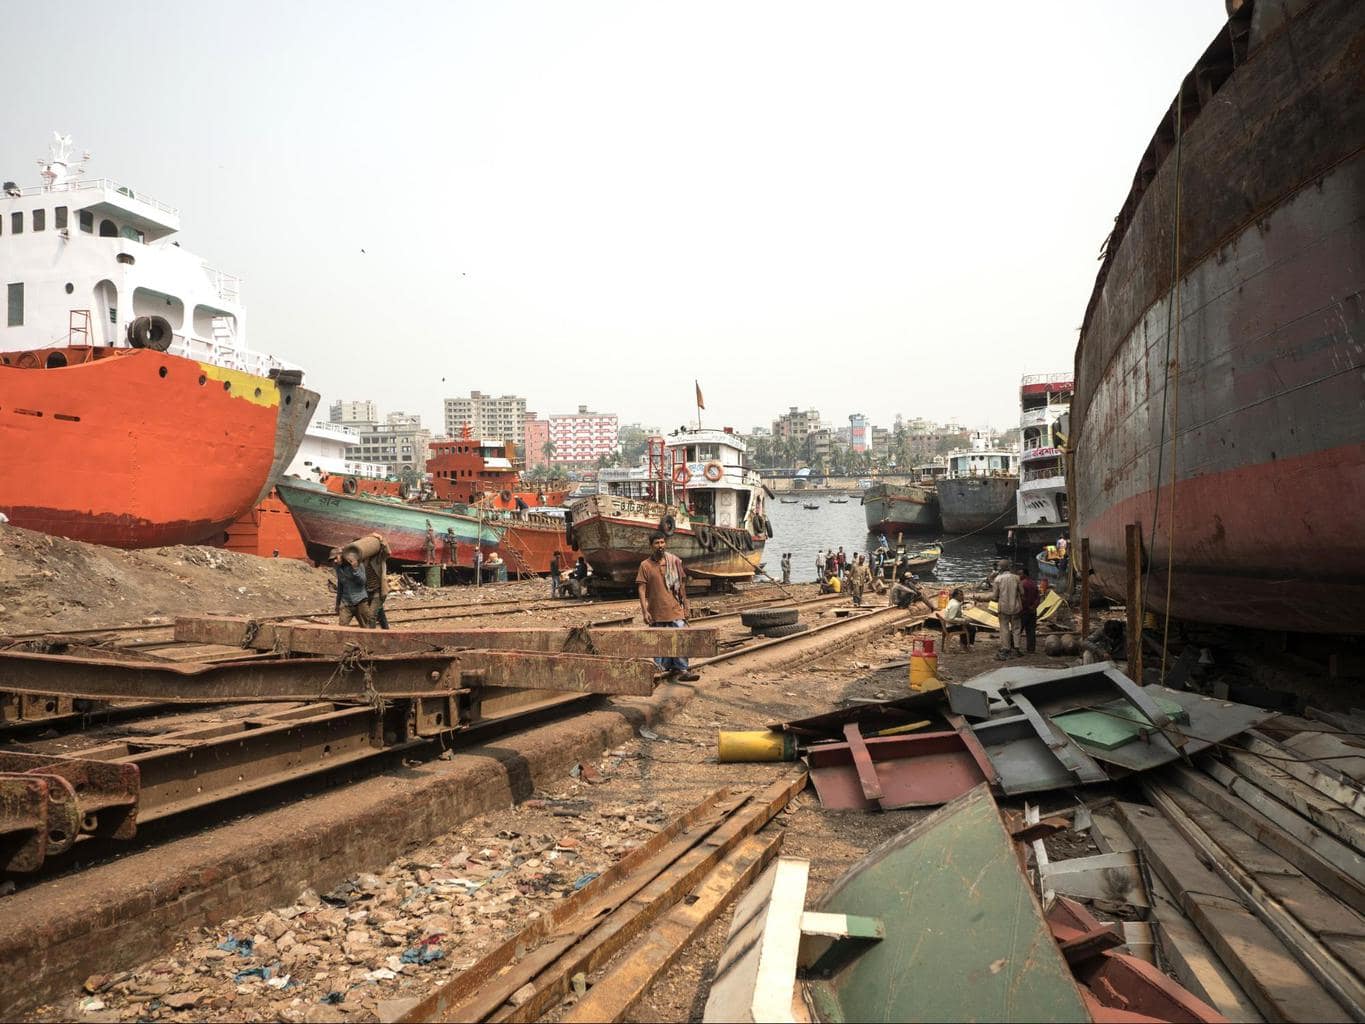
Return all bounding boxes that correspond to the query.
[548,405,618,465]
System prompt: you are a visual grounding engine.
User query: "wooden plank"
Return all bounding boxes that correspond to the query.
[1146,784,1365,1020]
[1088,810,1137,854]
[1148,869,1264,1021]
[563,831,784,1023]
[402,773,805,1024]
[841,723,883,803]
[1112,800,1347,1022]
[1039,851,1149,907]
[1080,538,1092,637]
[1225,748,1365,856]
[1241,733,1365,815]
[173,615,719,659]
[1283,733,1365,785]
[1172,763,1365,914]
[1125,524,1143,682]
[393,788,737,1023]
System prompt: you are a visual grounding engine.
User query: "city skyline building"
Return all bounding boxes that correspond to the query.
[442,391,527,445]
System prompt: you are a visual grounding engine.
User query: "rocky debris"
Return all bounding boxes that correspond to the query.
[41,745,680,1023]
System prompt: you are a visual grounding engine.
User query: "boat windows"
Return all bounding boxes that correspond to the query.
[32,209,45,232]
[133,287,184,330]
[98,219,117,237]
[11,212,21,234]
[7,283,23,327]
[54,207,67,230]
[79,211,93,233]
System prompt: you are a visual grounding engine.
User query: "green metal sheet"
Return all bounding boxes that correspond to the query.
[1052,695,1189,750]
[805,784,1090,1023]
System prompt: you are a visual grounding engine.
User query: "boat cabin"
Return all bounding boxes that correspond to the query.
[946,433,1019,479]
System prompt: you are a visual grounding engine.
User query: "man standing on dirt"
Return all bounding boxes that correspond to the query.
[637,532,699,682]
[780,552,792,585]
[847,554,870,606]
[992,559,1023,659]
[549,551,563,599]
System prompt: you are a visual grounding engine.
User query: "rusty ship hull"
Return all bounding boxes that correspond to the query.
[1071,0,1365,634]
[0,347,314,549]
[570,495,767,584]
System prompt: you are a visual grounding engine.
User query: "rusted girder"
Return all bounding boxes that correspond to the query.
[172,616,718,660]
[0,647,656,703]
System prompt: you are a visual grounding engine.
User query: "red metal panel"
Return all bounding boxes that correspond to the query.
[807,732,989,810]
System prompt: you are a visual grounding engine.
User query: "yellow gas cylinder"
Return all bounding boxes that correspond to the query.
[908,631,941,692]
[716,730,797,763]
[937,589,949,610]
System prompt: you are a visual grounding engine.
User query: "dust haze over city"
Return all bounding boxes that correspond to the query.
[4,0,1227,439]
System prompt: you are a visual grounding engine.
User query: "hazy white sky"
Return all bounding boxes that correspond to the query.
[5,1,1227,436]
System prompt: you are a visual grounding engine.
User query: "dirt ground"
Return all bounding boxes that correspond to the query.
[21,582,1092,1024]
[0,524,336,634]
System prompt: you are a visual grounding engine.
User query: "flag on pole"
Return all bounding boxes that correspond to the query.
[695,380,705,410]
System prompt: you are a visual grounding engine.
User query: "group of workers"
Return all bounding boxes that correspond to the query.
[548,550,592,599]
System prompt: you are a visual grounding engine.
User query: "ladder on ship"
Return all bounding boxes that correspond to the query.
[497,523,536,581]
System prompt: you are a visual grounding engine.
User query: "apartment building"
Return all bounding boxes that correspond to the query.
[442,391,527,445]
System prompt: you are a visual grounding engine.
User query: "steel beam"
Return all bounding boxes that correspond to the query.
[172,616,718,660]
[0,648,656,703]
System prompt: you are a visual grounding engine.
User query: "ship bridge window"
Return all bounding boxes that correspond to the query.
[55,207,67,230]
[119,225,144,243]
[98,219,117,237]
[32,210,45,232]
[11,212,22,234]
[79,211,93,233]
[193,305,235,340]
[133,288,184,330]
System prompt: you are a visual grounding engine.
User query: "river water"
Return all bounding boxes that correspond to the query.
[763,494,1001,584]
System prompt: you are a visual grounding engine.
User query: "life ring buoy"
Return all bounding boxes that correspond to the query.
[499,489,512,504]
[660,513,676,536]
[342,476,358,495]
[703,461,723,482]
[672,466,691,486]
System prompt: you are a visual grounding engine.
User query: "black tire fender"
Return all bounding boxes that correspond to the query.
[342,476,358,495]
[660,513,676,536]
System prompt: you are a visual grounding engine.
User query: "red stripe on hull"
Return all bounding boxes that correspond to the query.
[1084,443,1365,635]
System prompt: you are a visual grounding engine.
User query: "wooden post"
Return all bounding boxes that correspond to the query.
[1080,538,1092,637]
[1125,524,1143,682]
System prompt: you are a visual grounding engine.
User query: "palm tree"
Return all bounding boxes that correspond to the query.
[541,439,557,466]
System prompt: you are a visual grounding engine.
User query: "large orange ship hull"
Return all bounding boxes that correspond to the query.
[0,347,291,548]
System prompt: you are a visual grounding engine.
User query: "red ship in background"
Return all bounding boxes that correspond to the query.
[428,434,568,509]
[1070,0,1365,635]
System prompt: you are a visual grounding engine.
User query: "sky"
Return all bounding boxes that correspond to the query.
[3,1,1229,437]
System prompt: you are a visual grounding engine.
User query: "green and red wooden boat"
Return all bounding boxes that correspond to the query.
[276,480,501,569]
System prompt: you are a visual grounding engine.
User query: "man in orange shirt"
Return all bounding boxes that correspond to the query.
[636,532,700,681]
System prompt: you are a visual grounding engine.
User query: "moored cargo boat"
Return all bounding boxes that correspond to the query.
[569,429,772,585]
[935,434,1019,534]
[1071,0,1365,634]
[861,482,940,536]
[276,480,500,569]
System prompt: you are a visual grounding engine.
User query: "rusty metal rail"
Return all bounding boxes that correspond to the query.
[171,616,719,659]
[0,647,659,703]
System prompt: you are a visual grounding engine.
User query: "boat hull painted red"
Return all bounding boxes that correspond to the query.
[0,348,298,549]
[1072,0,1365,634]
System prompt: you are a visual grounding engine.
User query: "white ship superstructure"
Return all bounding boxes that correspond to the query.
[286,419,390,481]
[1015,372,1073,528]
[1,133,290,377]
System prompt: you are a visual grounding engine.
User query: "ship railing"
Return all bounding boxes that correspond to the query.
[1021,466,1065,484]
[1021,371,1073,387]
[202,264,242,304]
[19,178,180,218]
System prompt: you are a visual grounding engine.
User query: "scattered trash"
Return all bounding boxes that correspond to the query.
[638,727,660,740]
[572,872,600,891]
[216,935,255,957]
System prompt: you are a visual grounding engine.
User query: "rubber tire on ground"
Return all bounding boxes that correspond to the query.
[755,621,810,639]
[740,607,799,628]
